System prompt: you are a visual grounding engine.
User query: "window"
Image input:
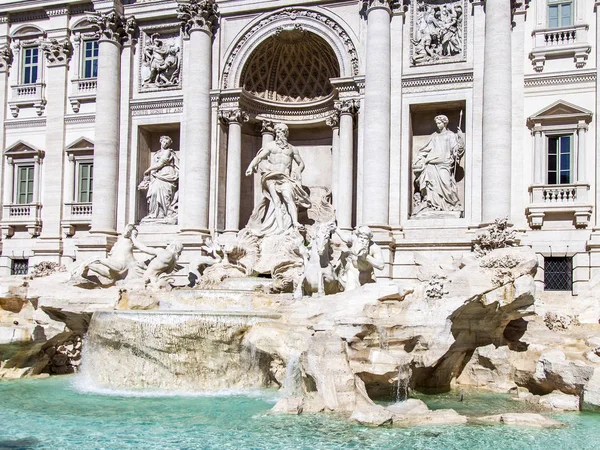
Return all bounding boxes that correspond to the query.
[544,257,572,291]
[82,41,98,79]
[22,47,39,84]
[16,165,34,204]
[547,135,572,185]
[11,259,29,275]
[548,0,573,28]
[77,162,93,203]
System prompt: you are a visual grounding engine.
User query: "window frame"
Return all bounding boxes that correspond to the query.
[21,46,40,85]
[543,256,573,292]
[548,0,574,29]
[15,163,35,204]
[80,38,99,79]
[75,159,94,203]
[546,133,573,185]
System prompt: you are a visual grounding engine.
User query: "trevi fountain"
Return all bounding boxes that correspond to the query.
[1,0,600,449]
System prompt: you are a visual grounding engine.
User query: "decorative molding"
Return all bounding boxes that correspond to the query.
[45,6,70,17]
[260,120,275,135]
[64,114,95,125]
[402,71,473,92]
[4,118,46,129]
[0,45,13,72]
[139,30,182,93]
[334,99,359,115]
[222,8,360,90]
[177,0,220,38]
[41,38,73,66]
[9,11,49,23]
[130,98,183,116]
[325,112,340,129]
[87,10,137,45]
[524,72,596,88]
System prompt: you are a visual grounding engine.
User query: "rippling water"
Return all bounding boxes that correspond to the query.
[0,376,599,450]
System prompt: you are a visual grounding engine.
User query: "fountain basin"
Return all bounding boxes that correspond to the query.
[80,310,281,392]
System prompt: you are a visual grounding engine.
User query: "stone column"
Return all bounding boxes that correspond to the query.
[577,121,588,182]
[32,155,41,204]
[481,0,513,223]
[0,42,11,211]
[39,37,72,243]
[178,0,219,233]
[361,0,392,226]
[87,11,136,235]
[326,113,340,212]
[533,125,544,184]
[256,120,274,206]
[220,108,248,233]
[335,99,359,230]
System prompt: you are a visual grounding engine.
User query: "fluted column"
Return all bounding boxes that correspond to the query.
[335,99,359,230]
[178,0,219,233]
[481,0,513,223]
[256,120,274,206]
[87,11,136,235]
[326,113,340,212]
[220,108,248,232]
[361,0,392,226]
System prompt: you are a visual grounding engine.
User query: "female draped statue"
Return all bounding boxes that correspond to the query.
[138,135,179,224]
[412,114,465,216]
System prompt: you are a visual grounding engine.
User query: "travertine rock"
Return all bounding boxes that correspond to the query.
[537,390,580,411]
[582,367,600,411]
[472,413,565,429]
[392,409,467,428]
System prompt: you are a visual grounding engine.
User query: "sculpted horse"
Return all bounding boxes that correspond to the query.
[294,221,339,299]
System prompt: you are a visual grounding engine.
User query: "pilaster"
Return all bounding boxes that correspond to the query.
[334,99,359,230]
[326,113,340,213]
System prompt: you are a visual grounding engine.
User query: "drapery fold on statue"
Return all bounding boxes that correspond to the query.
[247,171,311,237]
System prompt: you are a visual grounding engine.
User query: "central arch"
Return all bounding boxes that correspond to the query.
[221,7,360,91]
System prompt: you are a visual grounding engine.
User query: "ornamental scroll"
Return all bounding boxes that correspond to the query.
[410,0,466,66]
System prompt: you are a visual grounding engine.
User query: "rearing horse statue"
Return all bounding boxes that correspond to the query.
[294,221,339,299]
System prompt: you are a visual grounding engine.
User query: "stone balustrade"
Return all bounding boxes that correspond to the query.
[61,202,92,236]
[527,183,592,229]
[69,78,97,113]
[530,24,591,71]
[0,203,42,237]
[8,83,46,117]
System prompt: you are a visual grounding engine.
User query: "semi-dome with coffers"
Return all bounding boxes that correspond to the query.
[240,28,340,103]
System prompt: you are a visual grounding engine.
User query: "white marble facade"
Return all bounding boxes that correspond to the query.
[0,0,598,298]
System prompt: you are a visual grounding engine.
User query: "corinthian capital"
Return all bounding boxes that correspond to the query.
[41,38,73,66]
[177,0,220,38]
[219,108,249,125]
[260,120,275,135]
[0,45,13,72]
[88,10,137,45]
[361,0,394,15]
[334,99,360,116]
[326,112,340,129]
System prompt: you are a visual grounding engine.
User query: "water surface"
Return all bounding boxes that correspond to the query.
[0,377,599,450]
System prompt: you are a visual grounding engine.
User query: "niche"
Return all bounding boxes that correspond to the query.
[409,101,466,218]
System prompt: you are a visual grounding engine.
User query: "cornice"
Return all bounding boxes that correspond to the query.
[524,71,596,88]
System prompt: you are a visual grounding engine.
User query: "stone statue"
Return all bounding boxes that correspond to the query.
[138,136,179,224]
[245,123,311,236]
[294,221,338,299]
[130,234,183,289]
[412,114,465,216]
[188,237,223,285]
[411,1,463,65]
[79,224,143,284]
[335,226,385,290]
[142,33,180,87]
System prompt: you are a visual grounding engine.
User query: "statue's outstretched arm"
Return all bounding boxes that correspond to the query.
[131,234,158,257]
[367,244,386,271]
[246,146,270,176]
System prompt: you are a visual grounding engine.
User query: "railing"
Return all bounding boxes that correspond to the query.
[63,202,92,219]
[2,203,41,221]
[11,82,45,100]
[71,78,97,93]
[527,183,592,229]
[529,183,588,204]
[532,25,588,48]
[543,28,577,46]
[529,25,591,71]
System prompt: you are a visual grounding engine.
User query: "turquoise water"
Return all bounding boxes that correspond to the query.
[1,376,599,450]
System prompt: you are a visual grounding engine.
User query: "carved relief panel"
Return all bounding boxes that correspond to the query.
[410,0,466,66]
[139,29,181,92]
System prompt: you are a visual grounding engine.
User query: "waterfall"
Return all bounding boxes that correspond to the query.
[77,310,280,392]
[396,364,412,402]
[281,353,303,398]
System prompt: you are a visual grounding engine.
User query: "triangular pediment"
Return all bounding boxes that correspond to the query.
[65,137,94,153]
[4,140,44,159]
[528,100,593,126]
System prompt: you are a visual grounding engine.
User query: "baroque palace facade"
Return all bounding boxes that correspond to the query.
[0,0,598,298]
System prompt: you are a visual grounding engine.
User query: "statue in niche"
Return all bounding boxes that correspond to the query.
[335,226,385,290]
[245,123,311,236]
[138,135,179,224]
[412,114,465,216]
[142,33,180,87]
[411,0,463,65]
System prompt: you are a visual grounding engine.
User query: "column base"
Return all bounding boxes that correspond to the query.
[31,238,64,266]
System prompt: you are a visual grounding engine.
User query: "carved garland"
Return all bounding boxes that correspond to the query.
[222,8,359,90]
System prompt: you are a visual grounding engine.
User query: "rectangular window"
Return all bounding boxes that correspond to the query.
[547,135,572,185]
[11,259,29,276]
[22,47,39,84]
[544,257,572,291]
[78,162,93,203]
[548,0,573,28]
[82,41,99,79]
[16,165,34,204]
